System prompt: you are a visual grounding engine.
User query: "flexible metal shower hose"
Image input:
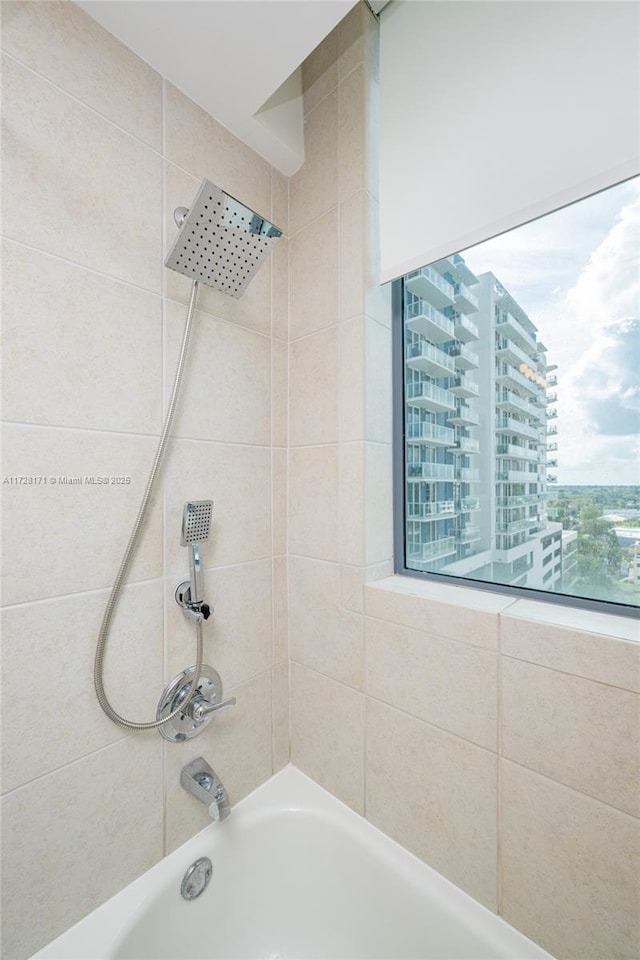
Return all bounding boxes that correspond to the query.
[94,281,204,730]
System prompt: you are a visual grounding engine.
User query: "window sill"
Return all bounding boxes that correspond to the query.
[367,574,639,644]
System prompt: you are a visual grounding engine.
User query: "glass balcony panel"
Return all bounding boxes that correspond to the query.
[406,340,456,377]
[406,421,456,445]
[453,281,480,314]
[406,462,456,482]
[453,313,479,342]
[407,536,457,563]
[405,266,456,308]
[495,312,537,352]
[406,500,457,520]
[450,343,480,370]
[449,375,480,398]
[406,380,457,413]
[405,299,456,343]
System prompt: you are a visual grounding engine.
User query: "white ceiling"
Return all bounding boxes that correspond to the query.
[76,0,358,175]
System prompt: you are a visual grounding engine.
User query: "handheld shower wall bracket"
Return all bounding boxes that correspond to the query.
[175,581,212,622]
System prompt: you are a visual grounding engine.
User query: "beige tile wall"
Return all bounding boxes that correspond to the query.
[2,3,638,960]
[288,7,640,960]
[0,2,288,956]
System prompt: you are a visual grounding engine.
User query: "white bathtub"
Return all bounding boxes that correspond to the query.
[32,765,553,960]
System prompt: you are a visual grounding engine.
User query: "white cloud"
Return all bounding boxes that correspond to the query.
[462,177,640,484]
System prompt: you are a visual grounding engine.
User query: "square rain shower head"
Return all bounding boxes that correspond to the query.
[164,179,282,299]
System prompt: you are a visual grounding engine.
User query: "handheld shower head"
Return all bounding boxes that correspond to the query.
[181,501,213,606]
[165,179,282,298]
[181,500,213,547]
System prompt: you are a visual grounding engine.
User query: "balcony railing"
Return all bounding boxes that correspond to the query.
[453,281,479,313]
[405,266,456,306]
[405,299,456,343]
[407,537,457,563]
[450,342,480,370]
[406,421,456,445]
[406,340,456,376]
[406,380,456,413]
[496,389,539,419]
[455,467,480,482]
[455,525,481,542]
[449,375,480,398]
[406,500,456,520]
[496,495,540,507]
[496,518,534,535]
[496,443,538,461]
[449,437,480,455]
[495,337,534,369]
[454,313,479,342]
[496,416,540,441]
[448,403,480,426]
[497,469,538,483]
[407,462,456,482]
[496,363,539,397]
[496,312,537,352]
[459,497,480,511]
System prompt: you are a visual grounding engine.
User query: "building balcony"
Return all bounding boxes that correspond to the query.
[546,442,558,452]
[405,299,455,343]
[449,375,480,399]
[454,313,479,342]
[496,442,538,461]
[548,474,558,483]
[496,363,539,397]
[455,525,481,543]
[546,392,558,404]
[450,343,480,370]
[495,312,537,353]
[496,494,540,508]
[406,500,456,521]
[547,458,558,468]
[406,380,456,414]
[407,537,457,564]
[496,518,535,535]
[547,425,558,436]
[405,266,456,309]
[496,389,540,419]
[406,462,456,482]
[453,282,479,314]
[497,469,538,483]
[455,467,480,483]
[406,340,456,378]
[459,497,480,512]
[406,421,456,446]
[495,337,535,369]
[496,416,540,441]
[448,402,479,426]
[547,375,558,387]
[448,437,480,455]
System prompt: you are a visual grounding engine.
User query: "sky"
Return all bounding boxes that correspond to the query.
[460,176,640,487]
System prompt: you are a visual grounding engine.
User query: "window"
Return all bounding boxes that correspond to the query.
[393,177,640,615]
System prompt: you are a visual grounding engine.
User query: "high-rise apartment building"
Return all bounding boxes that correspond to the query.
[403,254,564,591]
